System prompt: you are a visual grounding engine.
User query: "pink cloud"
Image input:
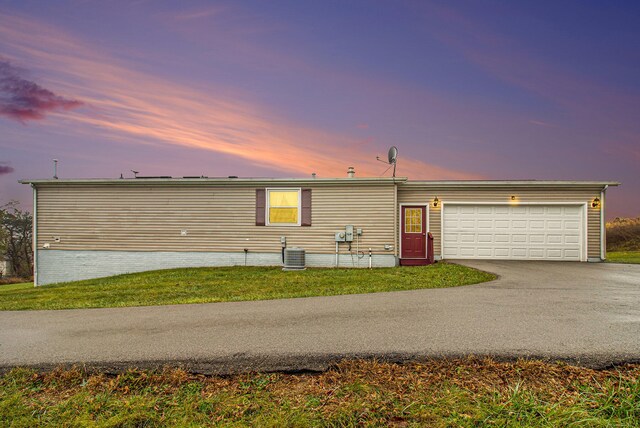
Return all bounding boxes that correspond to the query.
[0,162,14,175]
[173,7,222,21]
[0,12,478,180]
[0,58,82,122]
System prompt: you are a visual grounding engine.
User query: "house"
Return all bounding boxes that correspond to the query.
[0,257,13,277]
[20,171,618,285]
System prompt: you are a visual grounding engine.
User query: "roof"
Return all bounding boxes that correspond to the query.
[19,177,619,188]
[19,177,408,185]
[400,180,619,188]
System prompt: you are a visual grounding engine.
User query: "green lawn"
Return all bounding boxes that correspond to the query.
[607,251,640,264]
[2,359,638,427]
[0,263,494,311]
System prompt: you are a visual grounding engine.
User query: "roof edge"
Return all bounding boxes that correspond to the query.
[19,178,620,187]
[400,180,620,188]
[19,177,408,185]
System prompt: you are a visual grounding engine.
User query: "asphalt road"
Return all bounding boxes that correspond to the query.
[1,261,639,373]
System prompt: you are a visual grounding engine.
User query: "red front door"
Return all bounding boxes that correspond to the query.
[401,206,427,264]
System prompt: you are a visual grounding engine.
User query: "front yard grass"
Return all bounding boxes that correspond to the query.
[2,358,638,427]
[607,251,640,264]
[0,263,494,311]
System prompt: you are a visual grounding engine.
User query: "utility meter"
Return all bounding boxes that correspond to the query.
[335,232,346,242]
[345,225,354,242]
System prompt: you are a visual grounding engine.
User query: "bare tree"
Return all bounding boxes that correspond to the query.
[0,201,33,278]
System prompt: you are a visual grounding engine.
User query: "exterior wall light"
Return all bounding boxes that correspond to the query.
[511,195,516,201]
[433,197,439,208]
[592,197,600,208]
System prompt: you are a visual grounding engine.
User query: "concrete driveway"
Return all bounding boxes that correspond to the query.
[1,261,639,373]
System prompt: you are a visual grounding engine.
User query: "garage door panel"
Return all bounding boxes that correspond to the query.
[547,234,562,244]
[443,204,583,261]
[564,221,580,230]
[530,206,545,215]
[529,249,544,258]
[459,248,476,257]
[444,234,458,243]
[564,249,580,258]
[547,221,562,230]
[546,249,563,258]
[564,206,582,215]
[512,234,527,243]
[495,248,509,257]
[512,207,527,215]
[565,235,579,244]
[460,220,475,228]
[477,248,493,257]
[530,234,545,243]
[513,220,527,229]
[512,248,527,257]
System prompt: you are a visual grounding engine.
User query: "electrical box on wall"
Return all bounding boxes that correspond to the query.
[335,231,346,242]
[345,225,354,242]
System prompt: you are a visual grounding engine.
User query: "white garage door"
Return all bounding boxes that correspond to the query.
[442,204,584,261]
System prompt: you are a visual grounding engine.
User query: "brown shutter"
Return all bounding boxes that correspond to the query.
[301,188,312,226]
[256,189,266,226]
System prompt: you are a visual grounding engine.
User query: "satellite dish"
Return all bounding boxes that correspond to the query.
[376,146,399,177]
[388,146,398,165]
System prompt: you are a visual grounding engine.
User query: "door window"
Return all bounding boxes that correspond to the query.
[404,208,422,233]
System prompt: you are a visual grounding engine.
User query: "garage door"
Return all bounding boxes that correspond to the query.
[442,204,584,261]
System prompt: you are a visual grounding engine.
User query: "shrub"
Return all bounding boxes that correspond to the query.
[607,217,640,251]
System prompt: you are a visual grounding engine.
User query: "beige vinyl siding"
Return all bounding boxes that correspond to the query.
[397,187,602,259]
[36,183,396,255]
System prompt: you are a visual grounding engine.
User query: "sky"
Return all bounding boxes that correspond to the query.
[0,0,638,218]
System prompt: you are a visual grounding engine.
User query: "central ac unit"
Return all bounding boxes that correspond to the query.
[283,247,306,271]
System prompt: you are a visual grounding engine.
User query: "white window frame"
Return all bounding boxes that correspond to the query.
[266,188,302,226]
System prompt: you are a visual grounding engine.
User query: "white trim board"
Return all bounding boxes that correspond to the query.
[265,187,302,227]
[600,186,607,260]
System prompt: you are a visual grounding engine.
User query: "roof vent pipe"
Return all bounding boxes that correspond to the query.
[347,166,355,178]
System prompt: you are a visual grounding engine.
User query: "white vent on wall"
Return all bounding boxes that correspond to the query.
[283,248,306,271]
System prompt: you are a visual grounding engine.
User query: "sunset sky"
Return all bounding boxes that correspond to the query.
[1,1,638,218]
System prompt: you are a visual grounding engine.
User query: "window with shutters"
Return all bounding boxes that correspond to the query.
[266,188,301,226]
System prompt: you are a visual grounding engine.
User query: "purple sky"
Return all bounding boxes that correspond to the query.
[1,1,638,218]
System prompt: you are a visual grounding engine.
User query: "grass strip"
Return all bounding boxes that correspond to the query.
[606,251,640,264]
[0,263,494,311]
[1,358,638,427]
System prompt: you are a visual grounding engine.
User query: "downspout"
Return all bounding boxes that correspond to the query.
[32,184,38,286]
[600,185,608,261]
[393,181,398,264]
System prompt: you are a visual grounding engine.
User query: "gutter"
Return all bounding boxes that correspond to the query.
[400,180,620,188]
[601,185,608,261]
[19,177,408,186]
